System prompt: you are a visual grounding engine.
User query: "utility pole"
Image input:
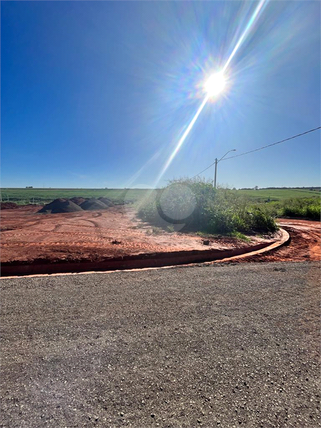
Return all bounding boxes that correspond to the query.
[213,149,236,189]
[213,158,218,189]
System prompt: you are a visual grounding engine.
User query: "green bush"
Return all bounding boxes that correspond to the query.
[306,205,320,220]
[280,197,320,220]
[137,179,278,235]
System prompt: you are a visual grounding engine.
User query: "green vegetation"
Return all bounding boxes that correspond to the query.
[236,187,320,202]
[229,231,251,242]
[0,188,150,205]
[274,198,320,220]
[2,186,319,205]
[1,185,320,223]
[137,179,278,235]
[232,188,320,221]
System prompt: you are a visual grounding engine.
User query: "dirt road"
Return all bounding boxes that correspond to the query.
[0,262,319,427]
[230,219,320,263]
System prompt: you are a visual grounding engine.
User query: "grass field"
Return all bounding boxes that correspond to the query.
[236,188,320,201]
[0,188,150,205]
[1,187,320,205]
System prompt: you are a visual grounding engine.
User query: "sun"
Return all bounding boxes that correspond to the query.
[204,72,226,97]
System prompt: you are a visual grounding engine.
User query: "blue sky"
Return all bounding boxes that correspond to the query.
[1,1,320,189]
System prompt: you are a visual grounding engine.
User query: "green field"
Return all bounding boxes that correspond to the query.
[1,187,320,206]
[1,187,320,205]
[236,188,321,202]
[1,186,320,222]
[0,188,151,205]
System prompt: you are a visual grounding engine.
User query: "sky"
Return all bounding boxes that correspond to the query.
[1,0,320,189]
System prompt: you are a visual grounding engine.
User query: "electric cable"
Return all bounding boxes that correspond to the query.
[192,126,321,179]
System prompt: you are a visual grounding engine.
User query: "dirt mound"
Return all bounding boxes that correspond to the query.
[0,202,18,210]
[38,199,83,214]
[80,198,109,211]
[70,197,87,206]
[98,197,114,207]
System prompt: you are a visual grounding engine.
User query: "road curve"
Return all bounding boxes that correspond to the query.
[1,261,320,427]
[229,219,320,263]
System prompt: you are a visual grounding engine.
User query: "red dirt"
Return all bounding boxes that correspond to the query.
[1,206,319,275]
[0,202,18,209]
[230,218,320,263]
[1,205,274,263]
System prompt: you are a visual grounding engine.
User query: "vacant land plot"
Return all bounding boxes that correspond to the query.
[1,205,276,274]
[1,203,320,276]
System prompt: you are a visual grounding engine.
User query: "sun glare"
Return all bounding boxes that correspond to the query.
[155,0,269,186]
[204,72,226,97]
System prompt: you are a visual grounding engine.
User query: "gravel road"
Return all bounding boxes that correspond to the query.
[1,262,320,428]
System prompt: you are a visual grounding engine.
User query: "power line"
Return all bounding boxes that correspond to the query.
[221,126,321,161]
[192,126,321,179]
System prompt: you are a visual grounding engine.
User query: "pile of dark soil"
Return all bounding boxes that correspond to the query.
[37,197,114,213]
[98,197,114,207]
[0,202,18,210]
[38,199,83,214]
[70,197,87,205]
[80,198,109,210]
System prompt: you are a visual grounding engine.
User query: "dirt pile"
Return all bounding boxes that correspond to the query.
[38,199,84,214]
[98,197,114,207]
[80,198,109,211]
[70,197,87,205]
[37,197,114,213]
[0,202,18,210]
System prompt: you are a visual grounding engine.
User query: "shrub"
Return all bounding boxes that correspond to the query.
[280,197,320,220]
[137,179,278,235]
[306,205,320,220]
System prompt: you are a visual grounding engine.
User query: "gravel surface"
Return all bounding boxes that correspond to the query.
[1,262,320,427]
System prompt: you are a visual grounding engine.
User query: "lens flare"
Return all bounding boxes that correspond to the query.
[154,0,269,187]
[155,94,209,184]
[222,0,269,73]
